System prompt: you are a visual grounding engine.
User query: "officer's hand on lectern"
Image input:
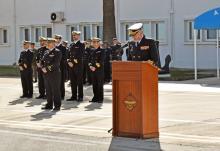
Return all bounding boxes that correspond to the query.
[68,62,74,68]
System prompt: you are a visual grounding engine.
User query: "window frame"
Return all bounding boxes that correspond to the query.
[204,29,217,42]
[121,19,168,45]
[0,27,9,45]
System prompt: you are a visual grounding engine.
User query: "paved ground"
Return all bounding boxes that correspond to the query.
[1,77,220,151]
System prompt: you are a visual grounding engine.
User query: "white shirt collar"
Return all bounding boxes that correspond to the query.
[74,40,79,44]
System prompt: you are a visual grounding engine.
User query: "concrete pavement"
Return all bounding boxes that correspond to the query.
[1,77,220,150]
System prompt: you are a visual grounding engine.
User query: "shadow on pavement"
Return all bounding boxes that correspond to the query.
[108,137,162,151]
[62,101,81,110]
[84,103,103,111]
[30,110,57,121]
[9,97,45,107]
[9,98,28,105]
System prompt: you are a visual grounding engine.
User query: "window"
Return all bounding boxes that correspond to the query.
[0,28,9,45]
[121,21,167,43]
[35,28,41,42]
[83,25,91,41]
[143,23,151,38]
[125,24,129,41]
[3,29,8,44]
[46,27,52,38]
[185,20,201,41]
[206,29,217,40]
[20,26,52,43]
[153,22,166,42]
[24,28,30,41]
[96,25,103,39]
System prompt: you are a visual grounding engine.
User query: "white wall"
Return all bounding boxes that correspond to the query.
[173,0,220,69]
[0,0,220,69]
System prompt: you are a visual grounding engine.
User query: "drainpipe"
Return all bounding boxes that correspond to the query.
[13,0,17,65]
[170,0,175,67]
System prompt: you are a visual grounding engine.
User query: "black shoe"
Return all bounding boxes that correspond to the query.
[35,95,44,99]
[89,99,97,103]
[77,98,83,102]
[43,96,47,99]
[41,106,53,110]
[97,100,103,103]
[66,98,77,101]
[20,95,27,98]
[53,107,60,111]
[27,95,33,98]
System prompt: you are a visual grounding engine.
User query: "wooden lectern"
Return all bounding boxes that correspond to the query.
[112,61,159,139]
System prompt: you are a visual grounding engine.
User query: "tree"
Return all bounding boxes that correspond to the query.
[103,0,116,43]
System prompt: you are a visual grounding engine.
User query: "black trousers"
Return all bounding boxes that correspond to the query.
[37,69,45,96]
[83,60,88,84]
[69,67,83,99]
[44,71,61,108]
[60,69,65,98]
[20,69,33,96]
[104,61,111,82]
[91,70,104,102]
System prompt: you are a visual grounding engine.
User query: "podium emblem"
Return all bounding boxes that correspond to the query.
[124,93,137,111]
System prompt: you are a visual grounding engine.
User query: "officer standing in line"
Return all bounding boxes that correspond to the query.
[30,42,38,83]
[35,37,47,99]
[66,31,84,102]
[88,37,105,103]
[127,23,159,64]
[18,41,34,98]
[54,34,68,100]
[110,38,123,61]
[41,38,62,111]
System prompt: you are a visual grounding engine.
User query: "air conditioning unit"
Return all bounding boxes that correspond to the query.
[50,12,64,23]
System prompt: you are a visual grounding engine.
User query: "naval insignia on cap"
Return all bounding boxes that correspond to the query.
[91,37,101,42]
[128,23,143,36]
[54,34,62,39]
[72,31,81,35]
[39,36,47,41]
[23,40,31,44]
[47,38,57,42]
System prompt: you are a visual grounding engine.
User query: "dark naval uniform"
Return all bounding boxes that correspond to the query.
[110,44,123,61]
[128,36,158,65]
[88,47,105,103]
[36,46,47,98]
[104,47,111,82]
[42,48,62,109]
[67,41,85,101]
[56,44,68,99]
[18,49,34,98]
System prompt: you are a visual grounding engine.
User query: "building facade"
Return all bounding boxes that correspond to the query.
[0,0,219,69]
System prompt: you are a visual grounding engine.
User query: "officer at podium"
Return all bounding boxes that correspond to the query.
[128,23,159,66]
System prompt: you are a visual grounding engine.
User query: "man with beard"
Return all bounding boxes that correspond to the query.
[66,31,84,102]
[127,23,159,65]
